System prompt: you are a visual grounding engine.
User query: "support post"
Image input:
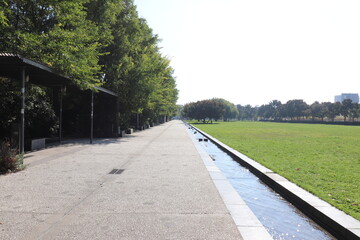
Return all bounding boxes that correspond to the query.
[136,113,139,130]
[59,87,63,144]
[90,91,94,144]
[19,67,26,154]
[115,98,119,137]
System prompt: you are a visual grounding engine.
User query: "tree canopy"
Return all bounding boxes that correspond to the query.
[182,98,238,123]
[239,99,360,122]
[0,0,178,134]
[0,0,103,89]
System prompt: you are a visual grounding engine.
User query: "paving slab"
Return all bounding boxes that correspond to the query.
[0,120,243,240]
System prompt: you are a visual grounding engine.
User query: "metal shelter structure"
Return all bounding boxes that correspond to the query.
[0,53,118,154]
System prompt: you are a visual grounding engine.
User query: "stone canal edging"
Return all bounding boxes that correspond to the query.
[189,124,360,240]
[186,124,274,240]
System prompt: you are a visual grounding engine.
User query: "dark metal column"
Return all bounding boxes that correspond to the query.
[136,113,139,130]
[90,91,94,144]
[19,67,25,154]
[59,87,63,144]
[115,98,119,137]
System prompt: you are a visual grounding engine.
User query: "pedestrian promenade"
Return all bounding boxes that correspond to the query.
[0,120,243,240]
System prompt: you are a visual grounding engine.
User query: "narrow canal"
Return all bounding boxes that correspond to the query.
[189,127,335,240]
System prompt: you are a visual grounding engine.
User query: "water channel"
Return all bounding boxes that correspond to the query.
[188,127,335,240]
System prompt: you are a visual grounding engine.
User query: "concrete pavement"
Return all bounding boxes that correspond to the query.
[0,120,244,240]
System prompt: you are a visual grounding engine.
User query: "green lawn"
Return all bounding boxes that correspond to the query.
[193,121,360,220]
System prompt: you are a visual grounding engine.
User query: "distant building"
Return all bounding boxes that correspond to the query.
[334,93,359,103]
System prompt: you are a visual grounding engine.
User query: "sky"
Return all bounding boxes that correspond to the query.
[134,0,360,106]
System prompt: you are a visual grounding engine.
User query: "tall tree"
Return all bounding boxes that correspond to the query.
[341,99,353,121]
[284,100,309,120]
[324,102,341,122]
[183,99,226,123]
[257,100,282,120]
[86,0,178,127]
[310,101,327,121]
[236,104,257,121]
[213,98,238,121]
[1,0,179,131]
[0,0,103,89]
[349,103,360,122]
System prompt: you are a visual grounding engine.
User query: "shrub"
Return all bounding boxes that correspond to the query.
[0,140,24,174]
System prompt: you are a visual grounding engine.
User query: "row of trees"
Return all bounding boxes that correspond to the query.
[182,98,238,123]
[182,98,360,123]
[240,99,360,122]
[0,0,178,137]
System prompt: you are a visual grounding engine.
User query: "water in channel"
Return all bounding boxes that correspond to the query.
[190,129,335,240]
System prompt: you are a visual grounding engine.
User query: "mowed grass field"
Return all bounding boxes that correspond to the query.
[193,121,360,220]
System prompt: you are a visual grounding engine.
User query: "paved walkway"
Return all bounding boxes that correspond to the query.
[0,120,243,240]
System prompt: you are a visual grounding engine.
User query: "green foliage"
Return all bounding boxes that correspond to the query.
[0,78,20,138]
[0,140,24,174]
[310,101,327,120]
[86,0,178,127]
[283,99,309,120]
[0,0,102,89]
[341,99,353,121]
[0,2,9,27]
[257,100,282,120]
[213,98,238,121]
[236,104,257,121]
[237,99,360,122]
[0,0,178,130]
[183,99,233,123]
[196,121,360,220]
[0,78,58,139]
[25,85,58,138]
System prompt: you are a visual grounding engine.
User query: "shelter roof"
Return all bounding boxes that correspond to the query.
[0,53,71,87]
[0,53,117,96]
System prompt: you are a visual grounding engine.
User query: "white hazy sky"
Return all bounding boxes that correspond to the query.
[134,0,360,106]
